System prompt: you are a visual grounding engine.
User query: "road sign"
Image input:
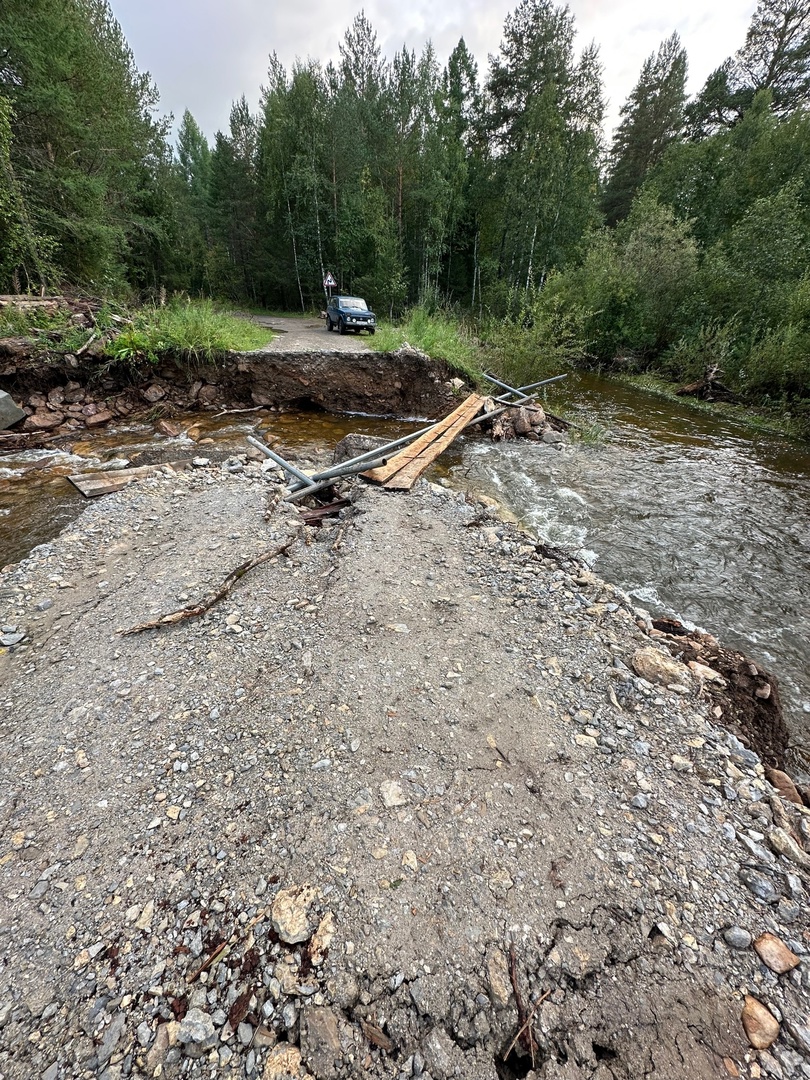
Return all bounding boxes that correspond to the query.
[323,272,337,288]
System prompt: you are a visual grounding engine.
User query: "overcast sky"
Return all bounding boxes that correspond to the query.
[113,0,756,144]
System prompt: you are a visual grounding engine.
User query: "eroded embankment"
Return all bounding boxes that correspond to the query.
[0,344,459,447]
[0,468,809,1080]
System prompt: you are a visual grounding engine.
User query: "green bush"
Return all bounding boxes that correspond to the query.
[660,319,739,384]
[369,306,482,381]
[483,289,589,389]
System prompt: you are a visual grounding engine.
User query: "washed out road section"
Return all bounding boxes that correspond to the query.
[0,466,808,1079]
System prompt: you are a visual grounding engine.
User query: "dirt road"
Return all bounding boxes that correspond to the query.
[251,315,374,353]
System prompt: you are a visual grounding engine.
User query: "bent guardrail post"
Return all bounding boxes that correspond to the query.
[285,421,446,493]
[484,372,568,397]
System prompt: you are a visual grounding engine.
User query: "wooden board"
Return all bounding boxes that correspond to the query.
[67,459,192,498]
[363,394,483,491]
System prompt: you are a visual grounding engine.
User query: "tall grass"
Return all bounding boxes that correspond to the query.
[107,300,273,364]
[369,307,482,382]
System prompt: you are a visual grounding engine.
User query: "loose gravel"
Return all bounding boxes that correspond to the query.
[1,460,808,1080]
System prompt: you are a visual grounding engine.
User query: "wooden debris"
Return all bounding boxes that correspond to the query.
[363,393,484,490]
[298,499,350,526]
[360,1019,394,1053]
[119,531,300,635]
[67,459,192,498]
[0,295,66,313]
[506,942,540,1065]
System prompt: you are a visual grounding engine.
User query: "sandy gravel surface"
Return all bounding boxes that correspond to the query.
[1,459,809,1080]
[252,317,372,353]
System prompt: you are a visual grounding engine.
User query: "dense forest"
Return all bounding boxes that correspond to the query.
[2,0,810,413]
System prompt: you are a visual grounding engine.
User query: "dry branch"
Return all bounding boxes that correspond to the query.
[118,530,300,636]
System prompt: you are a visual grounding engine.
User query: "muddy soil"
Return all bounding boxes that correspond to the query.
[1,464,808,1080]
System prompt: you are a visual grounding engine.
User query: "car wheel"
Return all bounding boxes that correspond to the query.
[326,316,333,332]
[368,327,375,335]
[338,318,346,335]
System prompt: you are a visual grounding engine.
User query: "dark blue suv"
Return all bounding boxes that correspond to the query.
[326,295,376,335]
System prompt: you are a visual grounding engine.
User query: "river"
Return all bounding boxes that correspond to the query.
[2,376,809,749]
[457,374,810,751]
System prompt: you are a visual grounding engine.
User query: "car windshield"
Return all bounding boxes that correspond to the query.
[340,298,368,311]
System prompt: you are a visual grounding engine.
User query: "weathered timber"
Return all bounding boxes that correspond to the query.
[298,499,351,525]
[363,394,484,490]
[67,460,192,498]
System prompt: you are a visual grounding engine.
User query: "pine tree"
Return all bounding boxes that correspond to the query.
[602,34,687,225]
[0,0,170,289]
[688,0,810,135]
[174,110,212,292]
[485,0,604,302]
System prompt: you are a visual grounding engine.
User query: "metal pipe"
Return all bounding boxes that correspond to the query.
[484,372,568,396]
[246,436,313,486]
[285,456,389,502]
[307,426,435,479]
[285,419,446,492]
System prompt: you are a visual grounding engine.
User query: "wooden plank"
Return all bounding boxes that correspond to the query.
[67,459,192,498]
[384,395,483,489]
[363,394,483,485]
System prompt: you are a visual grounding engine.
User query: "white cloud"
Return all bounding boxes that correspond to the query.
[113,0,756,142]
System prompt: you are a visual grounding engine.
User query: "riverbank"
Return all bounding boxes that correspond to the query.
[1,464,808,1080]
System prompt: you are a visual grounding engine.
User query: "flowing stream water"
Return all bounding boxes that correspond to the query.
[2,376,809,745]
[454,374,810,748]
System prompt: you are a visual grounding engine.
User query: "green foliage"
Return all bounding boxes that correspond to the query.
[660,320,739,383]
[0,0,171,291]
[105,300,273,365]
[688,0,810,133]
[368,307,482,380]
[546,194,698,361]
[602,34,687,225]
[484,288,589,388]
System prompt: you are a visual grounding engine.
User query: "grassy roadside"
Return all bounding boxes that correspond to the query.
[0,298,274,365]
[367,308,483,383]
[615,373,810,441]
[107,301,273,364]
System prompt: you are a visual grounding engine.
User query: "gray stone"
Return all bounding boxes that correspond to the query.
[421,1027,460,1080]
[97,1012,125,1067]
[723,926,752,950]
[42,1064,59,1080]
[136,1021,153,1047]
[332,433,388,465]
[177,1007,217,1050]
[738,835,776,865]
[0,390,25,431]
[786,1021,810,1056]
[739,868,780,904]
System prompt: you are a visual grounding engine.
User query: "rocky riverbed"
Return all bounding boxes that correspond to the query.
[1,460,809,1080]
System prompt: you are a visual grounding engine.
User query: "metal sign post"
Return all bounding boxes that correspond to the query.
[323,271,337,300]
